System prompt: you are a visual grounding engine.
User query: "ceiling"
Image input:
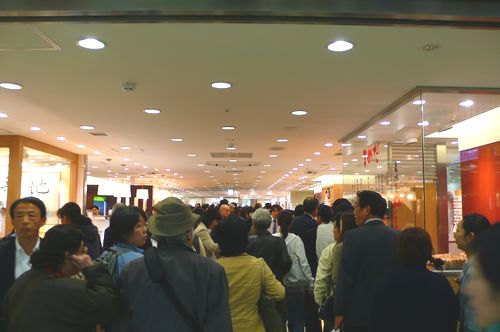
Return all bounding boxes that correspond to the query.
[1,22,500,195]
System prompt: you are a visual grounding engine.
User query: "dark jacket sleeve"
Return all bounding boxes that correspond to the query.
[50,263,124,326]
[276,237,292,280]
[334,231,357,316]
[204,264,233,332]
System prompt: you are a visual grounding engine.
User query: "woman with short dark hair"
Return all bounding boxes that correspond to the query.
[194,206,222,259]
[372,227,457,332]
[4,224,121,332]
[216,215,285,332]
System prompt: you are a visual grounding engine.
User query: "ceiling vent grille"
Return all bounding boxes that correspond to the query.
[206,161,260,168]
[89,132,110,136]
[210,152,252,159]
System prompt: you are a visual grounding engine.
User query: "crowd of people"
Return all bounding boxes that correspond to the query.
[0,191,499,332]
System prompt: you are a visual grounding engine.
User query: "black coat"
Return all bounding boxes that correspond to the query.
[0,236,15,332]
[246,231,292,281]
[372,267,458,332]
[290,214,318,276]
[334,219,399,330]
[71,217,103,260]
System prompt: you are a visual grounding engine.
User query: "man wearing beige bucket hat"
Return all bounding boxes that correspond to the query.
[115,197,232,332]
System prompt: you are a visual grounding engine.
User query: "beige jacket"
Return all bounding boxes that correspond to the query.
[194,223,220,259]
[218,254,285,332]
[314,241,343,305]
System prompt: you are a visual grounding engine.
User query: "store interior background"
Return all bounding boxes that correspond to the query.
[0,19,499,254]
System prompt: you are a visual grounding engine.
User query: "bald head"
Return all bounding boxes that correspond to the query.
[219,204,231,219]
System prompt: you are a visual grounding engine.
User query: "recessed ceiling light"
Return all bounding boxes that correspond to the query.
[330,168,336,171]
[288,171,293,174]
[30,126,41,131]
[171,138,183,142]
[204,170,210,173]
[0,82,23,90]
[107,170,112,173]
[134,162,141,165]
[0,113,8,118]
[124,167,129,171]
[291,110,308,116]
[226,145,237,150]
[352,159,358,162]
[451,141,459,145]
[305,158,312,162]
[341,143,351,147]
[165,169,171,172]
[77,144,85,149]
[357,135,366,139]
[80,125,95,130]
[364,169,370,173]
[298,163,304,167]
[94,151,101,155]
[293,167,298,171]
[123,158,130,161]
[144,109,161,114]
[120,146,131,150]
[143,166,148,169]
[229,159,237,162]
[412,100,426,105]
[264,164,270,167]
[187,154,196,157]
[276,138,288,142]
[355,173,360,176]
[314,152,320,156]
[269,154,278,158]
[86,172,91,175]
[459,100,474,107]
[343,162,349,166]
[211,82,232,89]
[56,136,66,141]
[377,165,383,169]
[197,164,204,167]
[261,171,267,174]
[384,145,388,148]
[417,121,429,127]
[91,165,98,169]
[324,143,333,147]
[380,121,391,126]
[396,160,401,164]
[327,40,354,52]
[77,38,106,50]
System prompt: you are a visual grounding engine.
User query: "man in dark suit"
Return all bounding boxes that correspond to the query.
[334,190,399,332]
[0,197,46,332]
[290,197,321,332]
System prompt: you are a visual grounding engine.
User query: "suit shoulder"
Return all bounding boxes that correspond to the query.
[0,236,15,252]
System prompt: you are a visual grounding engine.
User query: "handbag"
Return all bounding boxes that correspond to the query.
[258,260,286,332]
[318,294,335,323]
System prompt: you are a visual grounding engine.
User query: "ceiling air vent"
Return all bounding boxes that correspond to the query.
[269,147,285,151]
[226,170,243,173]
[210,152,252,159]
[89,132,109,136]
[206,161,260,168]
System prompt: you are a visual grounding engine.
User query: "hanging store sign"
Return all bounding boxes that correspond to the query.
[363,143,380,168]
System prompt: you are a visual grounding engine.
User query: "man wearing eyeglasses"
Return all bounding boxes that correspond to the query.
[0,196,47,332]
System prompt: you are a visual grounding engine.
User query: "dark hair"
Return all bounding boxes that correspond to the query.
[462,213,490,240]
[201,204,209,210]
[277,210,293,240]
[397,227,433,269]
[132,206,147,221]
[109,206,142,245]
[474,224,500,292]
[271,204,283,213]
[255,203,262,209]
[10,197,47,219]
[356,190,387,219]
[199,207,222,228]
[303,197,319,214]
[332,199,354,223]
[219,199,229,205]
[338,212,357,242]
[239,207,249,220]
[91,205,99,210]
[318,204,333,224]
[216,215,248,257]
[30,225,82,270]
[264,203,272,210]
[57,202,81,220]
[192,207,205,216]
[294,204,304,216]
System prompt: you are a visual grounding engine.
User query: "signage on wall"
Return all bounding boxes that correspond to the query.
[362,143,380,168]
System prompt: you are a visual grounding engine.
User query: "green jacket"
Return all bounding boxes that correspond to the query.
[4,264,122,332]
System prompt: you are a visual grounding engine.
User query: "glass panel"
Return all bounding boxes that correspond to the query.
[21,148,71,236]
[0,148,9,238]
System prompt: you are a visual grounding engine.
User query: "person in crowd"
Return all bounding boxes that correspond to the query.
[268,204,283,234]
[294,204,304,217]
[315,204,334,259]
[465,223,500,332]
[91,205,101,217]
[264,203,272,210]
[290,197,321,332]
[275,210,314,332]
[202,203,209,211]
[0,197,46,331]
[103,202,127,250]
[315,212,357,328]
[192,206,204,216]
[240,207,253,233]
[372,227,457,332]
[454,213,491,332]
[334,190,399,332]
[217,215,285,332]
[98,206,147,282]
[255,203,262,210]
[4,224,122,332]
[132,207,153,250]
[219,204,231,219]
[247,208,291,281]
[194,206,222,259]
[57,202,103,260]
[117,197,232,332]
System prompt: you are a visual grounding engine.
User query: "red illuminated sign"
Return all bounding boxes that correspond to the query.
[363,143,379,167]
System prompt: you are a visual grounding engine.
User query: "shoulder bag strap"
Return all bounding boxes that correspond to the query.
[144,248,204,332]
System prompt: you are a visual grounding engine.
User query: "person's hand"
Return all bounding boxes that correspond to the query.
[334,315,344,331]
[70,254,93,270]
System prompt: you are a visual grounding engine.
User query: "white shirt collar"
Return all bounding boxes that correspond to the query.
[15,237,40,279]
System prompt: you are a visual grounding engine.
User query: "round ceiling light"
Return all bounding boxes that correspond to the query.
[380,121,391,126]
[291,110,308,116]
[171,138,183,142]
[80,125,95,130]
[325,143,333,147]
[357,135,366,139]
[211,82,232,89]
[327,40,354,52]
[314,152,320,156]
[56,136,66,141]
[77,144,85,148]
[0,82,23,90]
[412,100,426,105]
[187,154,196,157]
[459,100,474,107]
[269,154,278,158]
[276,138,288,142]
[144,109,161,114]
[417,121,429,127]
[0,113,8,118]
[77,38,106,50]
[221,126,236,130]
[120,146,131,150]
[30,126,41,131]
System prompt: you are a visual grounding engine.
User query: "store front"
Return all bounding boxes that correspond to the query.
[0,135,85,237]
[339,87,500,255]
